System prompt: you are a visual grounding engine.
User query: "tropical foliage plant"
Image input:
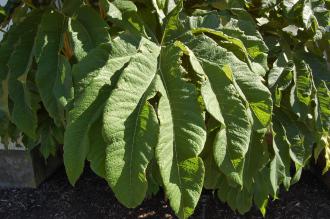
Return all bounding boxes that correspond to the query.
[0,0,329,218]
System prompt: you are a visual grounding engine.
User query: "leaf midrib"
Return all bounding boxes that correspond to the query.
[158,51,184,211]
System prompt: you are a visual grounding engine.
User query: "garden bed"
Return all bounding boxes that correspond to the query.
[0,167,329,219]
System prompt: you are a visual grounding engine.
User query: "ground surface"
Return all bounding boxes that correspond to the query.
[0,166,329,219]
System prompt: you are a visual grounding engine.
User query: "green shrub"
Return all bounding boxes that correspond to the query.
[0,0,329,218]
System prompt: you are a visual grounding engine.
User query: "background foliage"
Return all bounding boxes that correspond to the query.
[0,0,329,218]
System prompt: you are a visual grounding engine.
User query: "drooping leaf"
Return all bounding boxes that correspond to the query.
[216,174,253,214]
[269,136,286,198]
[177,33,272,187]
[37,115,60,160]
[290,57,316,121]
[102,37,160,207]
[7,11,44,139]
[64,34,159,189]
[200,61,251,187]
[242,131,270,191]
[69,6,110,61]
[1,1,328,218]
[272,120,292,190]
[35,10,72,126]
[253,167,273,216]
[100,0,157,41]
[201,122,222,190]
[156,45,206,219]
[183,32,272,130]
[64,44,113,185]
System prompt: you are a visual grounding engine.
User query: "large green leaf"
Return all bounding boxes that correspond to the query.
[0,22,28,142]
[317,81,330,132]
[272,120,292,190]
[242,131,270,190]
[297,52,330,173]
[253,167,273,216]
[1,1,330,218]
[200,61,251,187]
[290,57,316,121]
[64,7,116,184]
[161,0,184,43]
[268,52,294,107]
[185,33,272,129]
[100,0,158,41]
[64,34,158,186]
[64,44,113,185]
[176,34,272,186]
[268,49,328,175]
[314,81,330,173]
[217,8,269,76]
[162,8,269,76]
[216,173,253,214]
[102,37,160,207]
[7,11,43,139]
[269,135,286,198]
[5,1,324,217]
[69,6,110,61]
[36,113,62,160]
[35,10,72,126]
[278,112,312,172]
[156,45,206,219]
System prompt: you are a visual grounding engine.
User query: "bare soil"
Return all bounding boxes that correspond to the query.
[0,166,329,219]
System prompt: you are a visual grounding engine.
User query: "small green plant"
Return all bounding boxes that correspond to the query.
[0,0,329,218]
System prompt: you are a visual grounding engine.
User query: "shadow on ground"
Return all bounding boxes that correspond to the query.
[0,166,329,219]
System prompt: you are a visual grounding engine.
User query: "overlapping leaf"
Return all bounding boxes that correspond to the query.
[35,10,72,126]
[1,1,329,218]
[68,6,110,61]
[156,45,206,218]
[5,11,43,139]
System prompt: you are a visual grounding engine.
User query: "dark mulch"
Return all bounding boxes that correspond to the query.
[0,166,329,219]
